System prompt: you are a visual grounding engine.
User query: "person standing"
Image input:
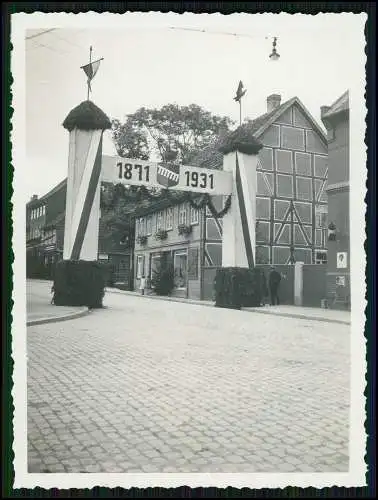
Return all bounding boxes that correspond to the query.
[260,269,269,306]
[268,266,282,306]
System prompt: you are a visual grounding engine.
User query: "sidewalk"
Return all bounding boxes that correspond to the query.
[27,280,89,326]
[106,287,351,325]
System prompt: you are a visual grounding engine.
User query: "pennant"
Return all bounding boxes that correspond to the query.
[234,80,247,102]
[81,58,102,93]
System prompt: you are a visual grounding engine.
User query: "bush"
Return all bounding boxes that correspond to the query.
[150,263,175,296]
[214,267,263,309]
[53,260,106,308]
[98,261,115,286]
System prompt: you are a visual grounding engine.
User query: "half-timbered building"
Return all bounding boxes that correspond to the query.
[135,94,329,300]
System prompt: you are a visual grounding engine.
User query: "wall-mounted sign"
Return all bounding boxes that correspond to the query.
[336,252,347,269]
[101,155,232,196]
[98,253,109,260]
[336,276,346,287]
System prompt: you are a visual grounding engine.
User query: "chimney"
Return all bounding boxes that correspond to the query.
[267,94,281,112]
[320,105,331,117]
[31,194,38,201]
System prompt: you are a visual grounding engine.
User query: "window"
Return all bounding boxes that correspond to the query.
[174,250,188,289]
[135,219,140,238]
[315,205,328,228]
[166,208,174,230]
[139,217,146,236]
[190,206,199,225]
[136,255,144,278]
[156,211,164,231]
[146,215,153,235]
[179,204,188,226]
[315,251,327,265]
[150,254,161,282]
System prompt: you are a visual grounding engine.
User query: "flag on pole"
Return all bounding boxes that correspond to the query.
[81,58,103,93]
[234,80,247,102]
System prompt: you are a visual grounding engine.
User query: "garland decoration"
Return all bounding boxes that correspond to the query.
[125,174,232,219]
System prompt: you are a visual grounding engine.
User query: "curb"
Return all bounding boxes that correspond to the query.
[27,307,90,327]
[242,308,351,325]
[106,288,350,325]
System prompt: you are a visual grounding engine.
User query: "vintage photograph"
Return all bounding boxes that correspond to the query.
[11,11,367,489]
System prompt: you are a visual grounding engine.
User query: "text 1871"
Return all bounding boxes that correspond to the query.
[117,162,150,182]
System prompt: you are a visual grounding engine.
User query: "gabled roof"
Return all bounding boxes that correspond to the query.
[251,96,327,144]
[190,96,327,170]
[27,178,67,208]
[322,90,349,119]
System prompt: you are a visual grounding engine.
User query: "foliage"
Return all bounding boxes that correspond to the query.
[53,260,106,308]
[150,263,175,296]
[155,229,168,240]
[214,267,263,309]
[99,182,144,250]
[178,224,192,236]
[111,118,149,159]
[63,100,111,132]
[137,235,148,245]
[111,103,233,164]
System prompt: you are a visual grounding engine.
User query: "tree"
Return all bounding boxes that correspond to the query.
[111,103,233,165]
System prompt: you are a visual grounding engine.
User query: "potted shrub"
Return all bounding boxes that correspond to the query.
[155,229,168,241]
[150,263,175,296]
[178,224,192,236]
[137,235,148,245]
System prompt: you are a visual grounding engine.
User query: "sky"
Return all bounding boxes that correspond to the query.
[14,12,366,203]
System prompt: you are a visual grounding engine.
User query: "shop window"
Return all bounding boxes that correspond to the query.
[150,254,161,282]
[174,250,188,289]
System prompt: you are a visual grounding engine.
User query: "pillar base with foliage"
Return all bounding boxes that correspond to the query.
[53,260,106,308]
[214,267,263,310]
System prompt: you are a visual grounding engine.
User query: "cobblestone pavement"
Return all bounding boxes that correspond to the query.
[27,289,350,473]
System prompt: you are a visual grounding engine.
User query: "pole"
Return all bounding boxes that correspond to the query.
[87,46,92,101]
[239,99,242,126]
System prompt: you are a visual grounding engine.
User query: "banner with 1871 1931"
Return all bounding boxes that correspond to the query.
[101,155,233,195]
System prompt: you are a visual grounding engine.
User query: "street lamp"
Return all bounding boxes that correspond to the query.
[269,37,280,61]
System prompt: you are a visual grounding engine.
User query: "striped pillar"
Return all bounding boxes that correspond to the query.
[220,131,263,268]
[62,101,111,261]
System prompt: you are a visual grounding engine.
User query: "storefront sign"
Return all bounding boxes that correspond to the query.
[336,276,346,287]
[101,155,232,196]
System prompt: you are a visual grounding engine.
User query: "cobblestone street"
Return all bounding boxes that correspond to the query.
[27,286,350,473]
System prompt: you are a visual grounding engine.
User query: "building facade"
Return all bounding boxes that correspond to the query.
[26,180,67,278]
[134,94,329,300]
[134,196,204,299]
[321,91,350,308]
[26,179,133,286]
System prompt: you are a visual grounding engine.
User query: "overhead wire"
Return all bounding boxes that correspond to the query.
[25,28,58,40]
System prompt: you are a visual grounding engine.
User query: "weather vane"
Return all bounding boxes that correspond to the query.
[269,37,280,61]
[234,81,247,126]
[80,46,104,101]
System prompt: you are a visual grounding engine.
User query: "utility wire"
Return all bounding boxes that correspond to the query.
[25,28,57,40]
[168,26,270,40]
